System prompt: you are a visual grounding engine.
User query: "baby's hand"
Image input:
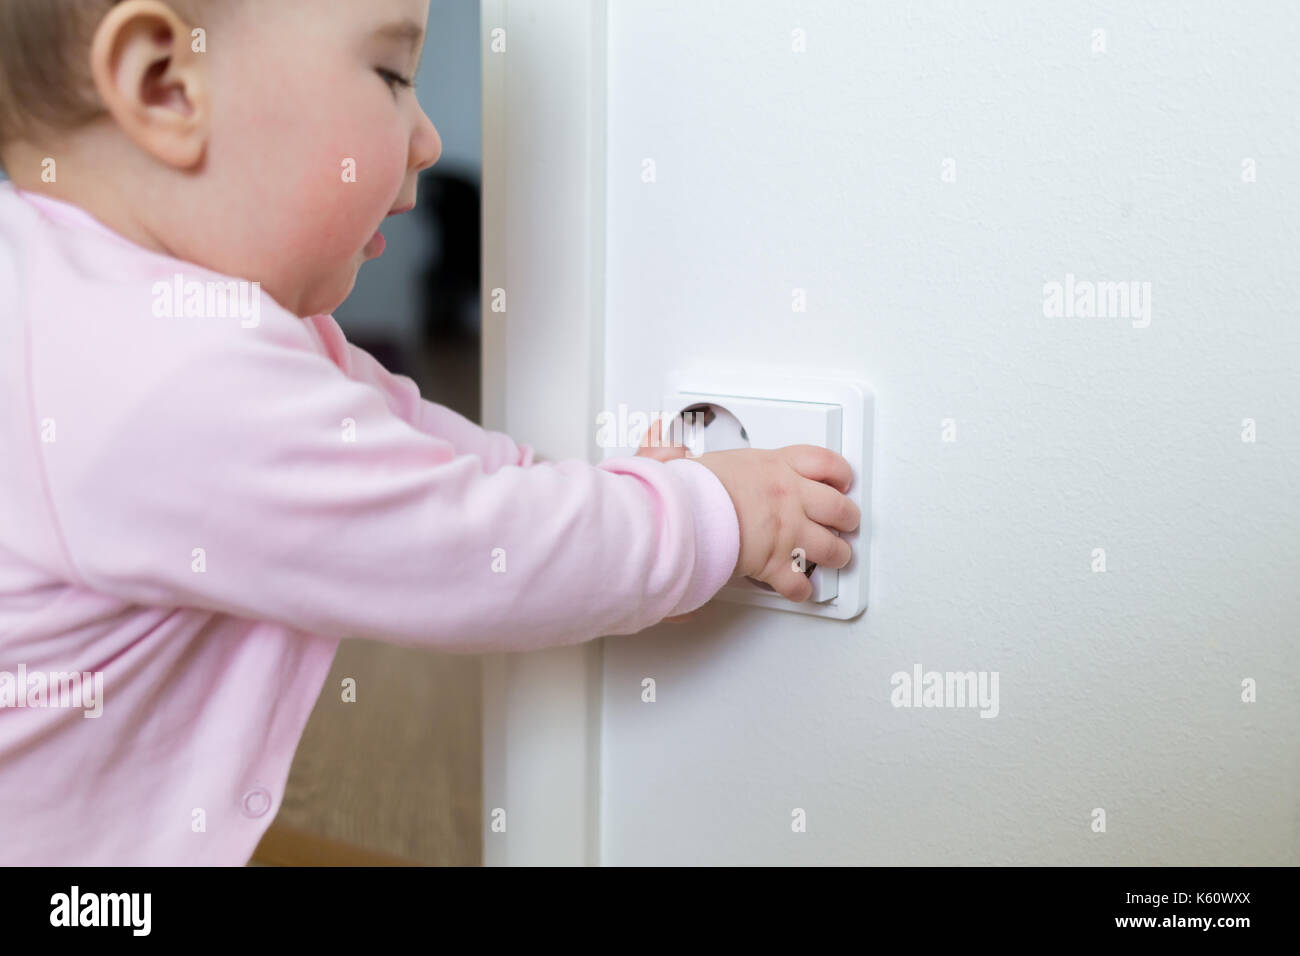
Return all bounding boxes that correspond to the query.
[635,421,859,613]
[694,446,859,603]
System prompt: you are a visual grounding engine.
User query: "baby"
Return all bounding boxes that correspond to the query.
[0,0,859,864]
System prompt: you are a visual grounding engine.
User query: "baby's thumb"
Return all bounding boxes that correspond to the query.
[636,418,691,461]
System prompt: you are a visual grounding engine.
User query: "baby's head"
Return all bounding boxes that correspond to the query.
[0,0,440,316]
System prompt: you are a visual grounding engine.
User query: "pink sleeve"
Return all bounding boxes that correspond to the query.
[37,330,739,653]
[310,315,534,470]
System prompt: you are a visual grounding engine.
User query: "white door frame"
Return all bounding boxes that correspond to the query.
[480,0,608,866]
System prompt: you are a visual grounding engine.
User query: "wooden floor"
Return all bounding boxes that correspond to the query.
[252,330,484,866]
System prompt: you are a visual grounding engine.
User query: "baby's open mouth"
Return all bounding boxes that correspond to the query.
[365,202,414,258]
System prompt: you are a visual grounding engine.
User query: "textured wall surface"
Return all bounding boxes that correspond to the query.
[599,1,1299,864]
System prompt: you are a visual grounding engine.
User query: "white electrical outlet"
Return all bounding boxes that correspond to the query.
[660,370,873,620]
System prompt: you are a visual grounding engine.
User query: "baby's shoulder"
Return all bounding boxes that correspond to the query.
[2,182,315,357]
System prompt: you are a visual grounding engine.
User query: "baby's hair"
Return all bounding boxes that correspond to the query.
[0,0,220,148]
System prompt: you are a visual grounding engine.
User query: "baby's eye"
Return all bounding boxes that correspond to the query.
[376,68,414,92]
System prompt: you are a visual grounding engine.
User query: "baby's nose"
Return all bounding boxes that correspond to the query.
[411,109,442,172]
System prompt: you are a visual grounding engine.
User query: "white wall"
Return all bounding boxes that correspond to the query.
[598,1,1299,864]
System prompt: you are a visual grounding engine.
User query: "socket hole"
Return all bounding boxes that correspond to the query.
[682,403,715,427]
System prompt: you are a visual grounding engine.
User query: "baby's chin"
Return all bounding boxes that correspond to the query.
[307,271,361,318]
[256,233,378,317]
[264,266,359,319]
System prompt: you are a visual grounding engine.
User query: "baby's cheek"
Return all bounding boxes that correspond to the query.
[295,133,404,256]
[263,163,375,295]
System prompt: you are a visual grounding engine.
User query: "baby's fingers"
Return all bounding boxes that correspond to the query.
[795,523,852,572]
[757,553,815,603]
[637,418,689,461]
[800,478,860,533]
[779,444,854,494]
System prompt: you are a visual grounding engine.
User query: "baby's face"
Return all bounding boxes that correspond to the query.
[197,0,439,316]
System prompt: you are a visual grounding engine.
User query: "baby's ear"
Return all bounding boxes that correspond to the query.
[88,0,210,169]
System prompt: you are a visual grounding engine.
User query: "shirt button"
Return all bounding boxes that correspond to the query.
[241,787,272,818]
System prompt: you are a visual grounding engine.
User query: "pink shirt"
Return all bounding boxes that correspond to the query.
[0,182,740,865]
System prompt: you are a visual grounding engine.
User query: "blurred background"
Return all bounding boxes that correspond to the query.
[252,0,485,866]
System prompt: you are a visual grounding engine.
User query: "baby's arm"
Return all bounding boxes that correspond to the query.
[35,322,737,654]
[314,315,535,470]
